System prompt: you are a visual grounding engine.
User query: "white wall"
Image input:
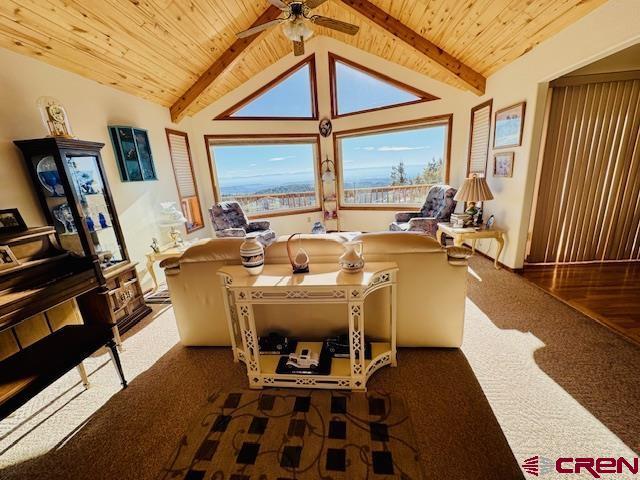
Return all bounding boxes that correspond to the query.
[469,0,640,268]
[188,36,478,237]
[0,47,206,288]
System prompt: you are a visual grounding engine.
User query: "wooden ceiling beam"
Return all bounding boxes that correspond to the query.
[170,5,282,123]
[338,0,486,95]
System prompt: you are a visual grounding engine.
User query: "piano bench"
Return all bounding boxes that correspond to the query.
[0,324,127,421]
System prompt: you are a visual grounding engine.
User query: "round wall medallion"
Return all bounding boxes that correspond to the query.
[319,118,332,137]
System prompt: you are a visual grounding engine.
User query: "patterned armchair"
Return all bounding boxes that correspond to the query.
[209,201,276,246]
[389,185,457,237]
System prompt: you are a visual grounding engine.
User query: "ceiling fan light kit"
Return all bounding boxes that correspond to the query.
[236,0,359,56]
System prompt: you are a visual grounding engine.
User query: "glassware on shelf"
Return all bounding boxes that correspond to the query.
[66,155,125,268]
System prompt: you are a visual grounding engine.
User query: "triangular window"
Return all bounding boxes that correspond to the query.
[216,56,318,120]
[330,54,438,117]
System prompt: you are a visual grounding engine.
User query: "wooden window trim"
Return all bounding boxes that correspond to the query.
[214,55,319,121]
[165,129,204,234]
[333,114,453,211]
[328,53,439,119]
[466,99,493,176]
[204,133,323,220]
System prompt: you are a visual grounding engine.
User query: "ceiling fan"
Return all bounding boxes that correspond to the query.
[236,0,360,56]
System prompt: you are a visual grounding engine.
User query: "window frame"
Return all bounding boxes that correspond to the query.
[214,55,319,121]
[466,99,493,177]
[328,53,439,119]
[165,128,204,233]
[333,115,453,211]
[205,133,323,219]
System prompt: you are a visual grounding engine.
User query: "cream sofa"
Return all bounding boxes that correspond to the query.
[162,232,468,348]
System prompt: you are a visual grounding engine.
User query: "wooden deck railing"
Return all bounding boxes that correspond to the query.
[221,191,317,215]
[343,184,430,205]
[222,183,430,215]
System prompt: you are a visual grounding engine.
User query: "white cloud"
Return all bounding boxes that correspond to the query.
[378,146,428,152]
[268,156,294,162]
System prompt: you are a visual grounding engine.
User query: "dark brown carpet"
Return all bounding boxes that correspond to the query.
[467,256,640,454]
[0,344,523,479]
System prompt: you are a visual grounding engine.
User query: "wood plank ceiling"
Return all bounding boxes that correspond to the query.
[0,0,607,119]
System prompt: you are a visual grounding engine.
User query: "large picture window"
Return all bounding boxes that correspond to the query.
[336,116,451,208]
[207,136,321,217]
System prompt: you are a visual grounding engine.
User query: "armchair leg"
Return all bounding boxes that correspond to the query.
[107,339,127,389]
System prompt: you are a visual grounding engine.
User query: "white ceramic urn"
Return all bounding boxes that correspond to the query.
[240,234,264,275]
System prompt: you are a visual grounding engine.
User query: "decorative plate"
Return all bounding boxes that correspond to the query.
[36,156,65,196]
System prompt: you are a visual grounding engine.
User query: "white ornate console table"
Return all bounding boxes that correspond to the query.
[217,262,398,391]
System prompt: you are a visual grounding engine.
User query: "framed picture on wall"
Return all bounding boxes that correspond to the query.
[494,102,525,149]
[0,208,27,235]
[494,152,514,177]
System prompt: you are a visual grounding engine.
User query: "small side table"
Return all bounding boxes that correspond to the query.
[145,241,207,292]
[436,223,506,269]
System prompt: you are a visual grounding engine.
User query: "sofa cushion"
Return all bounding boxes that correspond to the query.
[355,231,443,254]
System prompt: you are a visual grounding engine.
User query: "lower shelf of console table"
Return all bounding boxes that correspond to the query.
[239,341,393,389]
[218,263,399,391]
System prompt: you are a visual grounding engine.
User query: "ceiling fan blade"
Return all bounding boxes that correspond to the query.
[268,0,290,10]
[293,39,305,56]
[236,18,285,38]
[311,16,359,35]
[305,0,328,8]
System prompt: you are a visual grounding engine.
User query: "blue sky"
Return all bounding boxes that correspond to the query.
[212,123,445,194]
[335,61,419,114]
[233,65,313,117]
[215,60,445,193]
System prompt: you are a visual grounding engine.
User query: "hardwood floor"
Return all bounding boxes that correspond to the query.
[521,262,640,345]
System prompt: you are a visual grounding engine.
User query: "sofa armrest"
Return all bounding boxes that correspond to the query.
[247,220,270,232]
[408,217,439,236]
[215,228,246,238]
[395,211,420,222]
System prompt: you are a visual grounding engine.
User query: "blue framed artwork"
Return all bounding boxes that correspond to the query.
[108,126,157,181]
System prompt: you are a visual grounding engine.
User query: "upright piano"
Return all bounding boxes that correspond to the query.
[0,226,98,335]
[0,226,126,420]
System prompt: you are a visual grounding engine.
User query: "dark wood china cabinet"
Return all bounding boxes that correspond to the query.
[14,138,151,336]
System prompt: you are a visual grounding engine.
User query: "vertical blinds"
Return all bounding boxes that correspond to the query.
[167,131,197,198]
[528,73,640,264]
[467,101,492,176]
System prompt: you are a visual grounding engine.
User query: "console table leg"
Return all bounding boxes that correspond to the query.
[76,362,90,388]
[107,340,127,389]
[237,301,262,389]
[220,276,239,362]
[349,298,366,390]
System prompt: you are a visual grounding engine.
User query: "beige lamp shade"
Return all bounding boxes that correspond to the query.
[454,174,494,202]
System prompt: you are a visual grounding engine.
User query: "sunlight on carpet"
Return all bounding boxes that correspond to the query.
[0,305,179,467]
[462,298,635,463]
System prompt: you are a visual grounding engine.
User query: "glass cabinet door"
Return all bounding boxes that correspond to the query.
[65,155,125,269]
[32,153,87,257]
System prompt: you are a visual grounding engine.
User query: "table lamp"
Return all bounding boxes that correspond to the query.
[158,202,187,247]
[454,174,494,225]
